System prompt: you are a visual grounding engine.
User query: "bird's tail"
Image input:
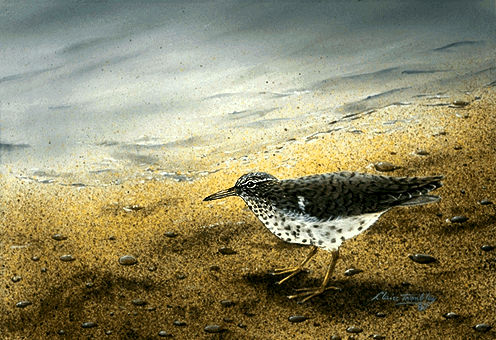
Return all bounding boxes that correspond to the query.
[399,194,440,206]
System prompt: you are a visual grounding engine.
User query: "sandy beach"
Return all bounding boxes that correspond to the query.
[2,86,495,339]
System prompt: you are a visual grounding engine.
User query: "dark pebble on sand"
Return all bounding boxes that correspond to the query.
[31,256,40,261]
[372,335,386,340]
[132,299,147,306]
[119,255,137,265]
[479,199,493,205]
[57,330,65,335]
[85,282,94,288]
[176,273,187,280]
[415,149,429,156]
[158,330,173,337]
[375,312,387,318]
[473,323,492,332]
[409,253,437,264]
[109,235,116,240]
[11,276,22,283]
[52,234,67,241]
[105,330,112,335]
[330,336,341,340]
[173,320,187,327]
[16,301,32,308]
[218,247,237,255]
[453,100,469,107]
[204,325,225,333]
[210,265,221,271]
[344,268,363,276]
[146,306,156,311]
[221,300,235,307]
[346,326,363,333]
[60,254,75,262]
[481,245,495,252]
[288,315,308,323]
[374,162,397,172]
[41,267,47,273]
[454,145,462,150]
[443,312,460,319]
[450,216,468,223]
[81,322,97,328]
[238,323,247,329]
[165,231,177,238]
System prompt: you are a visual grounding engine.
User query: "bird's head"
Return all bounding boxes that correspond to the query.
[203,172,278,201]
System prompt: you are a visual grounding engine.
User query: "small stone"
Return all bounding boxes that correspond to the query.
[443,312,460,319]
[344,268,363,276]
[452,100,469,107]
[288,315,308,323]
[481,245,495,252]
[16,301,32,308]
[223,317,234,323]
[372,335,386,340]
[158,330,173,337]
[176,273,187,280]
[105,330,112,335]
[57,330,65,335]
[238,323,247,329]
[374,162,397,172]
[204,325,225,333]
[473,323,492,332]
[165,231,177,238]
[346,326,363,333]
[220,300,235,307]
[415,149,429,156]
[450,216,468,223]
[375,312,387,318]
[209,265,220,271]
[81,322,97,328]
[146,306,156,311]
[41,267,47,273]
[85,282,94,288]
[218,247,237,255]
[409,253,437,264]
[31,256,40,261]
[132,299,147,306]
[109,236,116,240]
[148,265,157,272]
[11,276,22,283]
[52,234,68,241]
[173,320,187,327]
[330,336,341,340]
[479,199,493,205]
[123,205,143,212]
[60,254,75,262]
[119,255,137,265]
[454,145,462,150]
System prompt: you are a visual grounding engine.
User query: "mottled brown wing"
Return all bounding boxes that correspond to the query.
[269,172,443,220]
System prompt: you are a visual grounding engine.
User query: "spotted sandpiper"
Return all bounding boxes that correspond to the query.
[204,171,443,302]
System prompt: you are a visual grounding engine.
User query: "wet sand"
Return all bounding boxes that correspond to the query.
[2,87,495,339]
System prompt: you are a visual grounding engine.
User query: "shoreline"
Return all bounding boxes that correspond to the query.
[1,86,495,338]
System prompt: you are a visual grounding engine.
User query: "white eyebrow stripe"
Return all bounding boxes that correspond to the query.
[297,196,306,211]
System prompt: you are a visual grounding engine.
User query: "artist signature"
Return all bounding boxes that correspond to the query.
[371,291,436,311]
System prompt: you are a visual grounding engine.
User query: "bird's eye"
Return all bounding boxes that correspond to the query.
[245,181,256,188]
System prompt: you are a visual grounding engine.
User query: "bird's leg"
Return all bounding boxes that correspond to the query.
[287,249,340,303]
[272,246,318,285]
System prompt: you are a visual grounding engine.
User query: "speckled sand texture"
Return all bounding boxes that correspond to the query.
[1,88,495,339]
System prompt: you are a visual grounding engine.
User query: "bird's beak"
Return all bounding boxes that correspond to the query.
[203,187,237,201]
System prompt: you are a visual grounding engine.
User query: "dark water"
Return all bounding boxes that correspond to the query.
[1,0,495,179]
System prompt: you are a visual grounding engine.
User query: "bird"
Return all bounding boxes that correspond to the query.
[203,171,443,302]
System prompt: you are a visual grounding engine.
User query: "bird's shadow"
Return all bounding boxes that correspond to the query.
[242,270,444,316]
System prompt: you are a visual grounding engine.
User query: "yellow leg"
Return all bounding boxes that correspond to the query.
[288,249,340,303]
[272,246,318,285]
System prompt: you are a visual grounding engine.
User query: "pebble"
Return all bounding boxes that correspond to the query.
[176,273,187,280]
[173,320,187,326]
[223,318,233,323]
[60,255,75,262]
[57,330,65,335]
[452,100,469,107]
[450,216,468,223]
[220,300,235,307]
[409,253,437,264]
[374,162,397,172]
[109,236,116,240]
[415,149,429,156]
[11,276,22,283]
[119,255,137,265]
[105,330,112,335]
[372,335,386,340]
[16,301,32,308]
[375,312,387,318]
[210,265,221,271]
[346,326,363,333]
[165,231,178,238]
[146,306,156,312]
[344,268,363,276]
[158,330,173,337]
[453,145,462,150]
[41,267,47,273]
[31,256,40,261]
[81,322,97,328]
[238,323,247,329]
[132,299,147,306]
[473,323,492,332]
[479,199,493,205]
[443,312,460,319]
[204,325,225,333]
[288,315,308,323]
[52,234,68,241]
[481,245,495,252]
[218,247,237,255]
[330,336,341,340]
[85,282,94,288]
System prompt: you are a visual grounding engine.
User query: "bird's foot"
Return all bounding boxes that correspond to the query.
[287,285,341,303]
[271,266,306,285]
